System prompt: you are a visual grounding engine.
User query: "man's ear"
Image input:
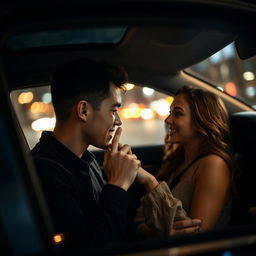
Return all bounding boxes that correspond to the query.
[76,100,89,121]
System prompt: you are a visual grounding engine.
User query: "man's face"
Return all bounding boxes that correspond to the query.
[86,82,122,149]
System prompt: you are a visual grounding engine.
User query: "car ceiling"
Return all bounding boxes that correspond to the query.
[0,0,256,91]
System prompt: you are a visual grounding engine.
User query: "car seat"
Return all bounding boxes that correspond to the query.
[229,111,256,225]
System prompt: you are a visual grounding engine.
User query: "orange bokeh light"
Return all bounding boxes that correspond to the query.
[53,233,64,244]
[225,82,237,96]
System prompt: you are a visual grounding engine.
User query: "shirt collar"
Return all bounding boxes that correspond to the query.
[40,131,96,169]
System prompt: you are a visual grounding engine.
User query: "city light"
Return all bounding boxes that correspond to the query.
[42,92,52,103]
[31,117,56,131]
[30,102,54,114]
[225,82,237,96]
[245,86,256,98]
[150,99,170,117]
[18,92,33,104]
[141,108,155,120]
[142,87,155,96]
[220,63,229,79]
[166,96,174,105]
[120,103,141,119]
[243,71,255,81]
[120,108,133,119]
[53,233,64,244]
[124,83,135,90]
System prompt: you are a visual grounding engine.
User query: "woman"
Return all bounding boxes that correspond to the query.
[136,86,234,237]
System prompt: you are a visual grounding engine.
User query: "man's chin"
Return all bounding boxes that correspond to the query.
[101,144,109,150]
[92,142,109,150]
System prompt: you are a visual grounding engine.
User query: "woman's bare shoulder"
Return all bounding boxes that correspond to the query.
[194,154,230,181]
[200,154,227,166]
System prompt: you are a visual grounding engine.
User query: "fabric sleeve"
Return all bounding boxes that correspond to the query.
[139,181,189,237]
[33,157,130,248]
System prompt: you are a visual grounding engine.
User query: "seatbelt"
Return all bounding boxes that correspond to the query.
[169,154,208,190]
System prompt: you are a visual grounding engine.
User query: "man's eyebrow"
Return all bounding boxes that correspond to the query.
[112,102,121,108]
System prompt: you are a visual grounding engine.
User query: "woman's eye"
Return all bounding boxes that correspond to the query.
[174,111,182,116]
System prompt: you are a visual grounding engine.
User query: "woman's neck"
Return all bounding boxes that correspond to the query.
[183,137,203,164]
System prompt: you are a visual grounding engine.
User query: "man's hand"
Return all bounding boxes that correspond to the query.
[103,127,140,191]
[136,167,159,192]
[172,219,202,235]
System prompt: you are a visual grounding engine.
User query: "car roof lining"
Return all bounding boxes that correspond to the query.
[1,1,256,91]
[4,25,236,90]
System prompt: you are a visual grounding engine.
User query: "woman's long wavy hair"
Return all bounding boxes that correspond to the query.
[157,86,235,183]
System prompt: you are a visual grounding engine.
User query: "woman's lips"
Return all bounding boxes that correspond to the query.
[168,128,177,136]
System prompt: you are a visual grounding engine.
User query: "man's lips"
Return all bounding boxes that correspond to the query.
[108,129,115,137]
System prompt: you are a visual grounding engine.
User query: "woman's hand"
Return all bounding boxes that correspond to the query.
[136,167,159,192]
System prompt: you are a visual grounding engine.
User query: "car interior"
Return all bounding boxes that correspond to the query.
[1,1,256,255]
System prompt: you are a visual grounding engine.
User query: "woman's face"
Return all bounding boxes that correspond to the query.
[165,94,198,145]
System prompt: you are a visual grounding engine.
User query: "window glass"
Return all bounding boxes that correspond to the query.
[186,43,256,109]
[7,27,127,50]
[10,85,171,150]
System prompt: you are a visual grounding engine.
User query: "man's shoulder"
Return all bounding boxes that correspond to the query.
[32,153,62,168]
[31,139,70,176]
[31,141,58,166]
[31,132,63,167]
[31,152,77,194]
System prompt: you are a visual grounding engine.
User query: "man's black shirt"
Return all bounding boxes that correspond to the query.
[31,131,131,248]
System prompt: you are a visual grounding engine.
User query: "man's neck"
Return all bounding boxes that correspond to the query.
[52,122,88,158]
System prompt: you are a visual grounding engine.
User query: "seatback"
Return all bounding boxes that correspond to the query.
[0,81,57,254]
[229,112,256,225]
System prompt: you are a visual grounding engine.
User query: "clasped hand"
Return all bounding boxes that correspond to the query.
[103,127,141,191]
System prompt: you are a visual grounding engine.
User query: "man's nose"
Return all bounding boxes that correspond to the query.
[115,112,122,126]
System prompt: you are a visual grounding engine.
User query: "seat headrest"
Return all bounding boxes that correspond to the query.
[229,112,256,156]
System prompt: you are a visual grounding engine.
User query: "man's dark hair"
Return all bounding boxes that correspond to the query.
[51,58,128,121]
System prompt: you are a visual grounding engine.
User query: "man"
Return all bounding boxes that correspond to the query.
[31,58,201,249]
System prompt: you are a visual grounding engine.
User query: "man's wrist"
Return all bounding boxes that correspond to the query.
[107,181,129,191]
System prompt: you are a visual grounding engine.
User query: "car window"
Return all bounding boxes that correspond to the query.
[10,84,171,150]
[7,27,127,50]
[186,42,256,109]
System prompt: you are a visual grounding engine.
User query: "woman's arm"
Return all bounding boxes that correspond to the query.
[135,168,201,236]
[189,154,231,230]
